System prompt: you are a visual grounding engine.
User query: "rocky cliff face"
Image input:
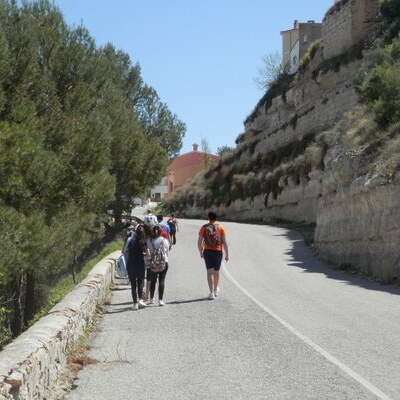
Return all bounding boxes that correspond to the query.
[316,147,400,281]
[178,48,400,281]
[181,47,373,223]
[169,0,400,281]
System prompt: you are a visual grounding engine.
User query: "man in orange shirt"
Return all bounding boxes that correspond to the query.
[198,211,229,300]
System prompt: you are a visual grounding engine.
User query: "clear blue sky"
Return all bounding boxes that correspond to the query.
[52,0,333,155]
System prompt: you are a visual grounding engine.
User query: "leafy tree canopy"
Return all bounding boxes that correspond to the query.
[0,0,186,341]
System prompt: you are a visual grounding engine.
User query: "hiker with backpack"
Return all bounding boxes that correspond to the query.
[144,209,157,225]
[156,215,172,249]
[146,225,170,306]
[117,230,134,281]
[167,214,179,245]
[126,225,150,310]
[198,211,229,300]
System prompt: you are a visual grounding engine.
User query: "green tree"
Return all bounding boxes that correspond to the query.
[136,85,186,158]
[0,0,186,339]
[217,145,234,157]
[357,38,400,127]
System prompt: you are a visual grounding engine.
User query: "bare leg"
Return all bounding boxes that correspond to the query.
[213,270,219,291]
[145,280,151,300]
[207,269,215,292]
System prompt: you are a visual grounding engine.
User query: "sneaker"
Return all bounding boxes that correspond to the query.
[132,303,139,310]
[138,299,146,308]
[159,300,165,306]
[208,293,215,300]
[214,287,220,297]
[149,298,155,304]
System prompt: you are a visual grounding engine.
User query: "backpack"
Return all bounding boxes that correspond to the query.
[159,224,169,239]
[116,255,128,279]
[167,218,177,231]
[202,224,221,248]
[143,214,155,225]
[149,241,166,273]
[161,227,169,240]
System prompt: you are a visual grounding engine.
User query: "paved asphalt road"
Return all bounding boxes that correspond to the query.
[67,215,400,400]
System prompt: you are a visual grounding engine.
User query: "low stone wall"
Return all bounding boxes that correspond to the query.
[0,250,120,400]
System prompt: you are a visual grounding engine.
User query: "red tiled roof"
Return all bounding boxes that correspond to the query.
[169,151,218,170]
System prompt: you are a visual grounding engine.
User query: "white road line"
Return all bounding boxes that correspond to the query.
[222,265,392,400]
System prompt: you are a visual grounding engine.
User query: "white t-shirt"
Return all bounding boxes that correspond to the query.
[147,237,169,263]
[144,213,157,225]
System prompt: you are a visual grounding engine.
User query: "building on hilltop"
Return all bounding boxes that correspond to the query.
[281,20,322,74]
[167,143,219,196]
[147,144,218,203]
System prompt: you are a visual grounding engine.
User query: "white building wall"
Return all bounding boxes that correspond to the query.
[289,40,300,73]
[150,176,168,201]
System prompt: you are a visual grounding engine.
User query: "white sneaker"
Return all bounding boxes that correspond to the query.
[138,299,146,308]
[132,303,139,310]
[214,287,220,297]
[208,293,215,300]
[149,298,155,304]
[159,300,165,306]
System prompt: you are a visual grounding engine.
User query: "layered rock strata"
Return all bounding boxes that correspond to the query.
[177,1,400,280]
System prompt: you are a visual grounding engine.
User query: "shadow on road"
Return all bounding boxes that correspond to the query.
[274,229,400,296]
[168,298,209,305]
[104,307,132,314]
[110,301,132,306]
[110,286,131,291]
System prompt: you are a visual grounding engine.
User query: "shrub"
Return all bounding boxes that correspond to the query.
[357,38,400,127]
[299,40,322,73]
[381,0,400,24]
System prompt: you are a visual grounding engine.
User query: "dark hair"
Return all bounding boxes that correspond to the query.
[157,214,163,222]
[135,225,148,252]
[208,211,217,222]
[152,225,162,238]
[142,223,153,239]
[170,213,175,217]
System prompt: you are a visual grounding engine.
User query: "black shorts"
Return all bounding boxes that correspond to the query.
[204,249,223,271]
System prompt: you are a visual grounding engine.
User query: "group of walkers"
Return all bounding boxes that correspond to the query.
[120,209,229,309]
[121,211,178,310]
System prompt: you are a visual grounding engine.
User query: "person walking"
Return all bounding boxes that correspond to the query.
[156,215,172,249]
[167,214,179,245]
[144,209,157,225]
[142,223,154,301]
[147,225,170,306]
[197,211,229,300]
[126,225,149,310]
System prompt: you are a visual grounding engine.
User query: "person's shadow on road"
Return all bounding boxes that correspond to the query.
[168,298,209,305]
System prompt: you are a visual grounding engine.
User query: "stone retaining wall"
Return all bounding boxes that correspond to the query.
[322,0,380,59]
[315,150,400,280]
[0,250,120,400]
